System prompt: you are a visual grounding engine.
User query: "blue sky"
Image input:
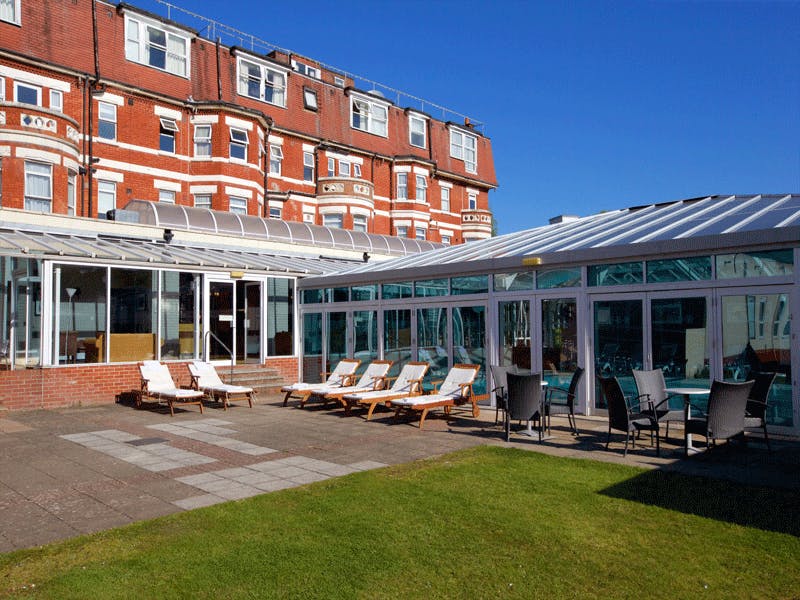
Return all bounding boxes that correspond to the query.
[137,0,800,234]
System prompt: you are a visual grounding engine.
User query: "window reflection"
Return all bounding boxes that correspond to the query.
[498,300,529,369]
[542,299,577,387]
[56,264,106,364]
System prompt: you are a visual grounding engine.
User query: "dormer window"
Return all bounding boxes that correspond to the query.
[292,60,320,79]
[237,56,287,108]
[450,128,477,173]
[125,14,190,77]
[351,92,388,137]
[409,114,426,148]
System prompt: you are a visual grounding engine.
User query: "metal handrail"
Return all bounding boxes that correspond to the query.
[203,330,235,383]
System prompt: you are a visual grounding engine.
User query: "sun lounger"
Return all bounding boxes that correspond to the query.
[341,362,429,420]
[138,360,205,416]
[187,361,255,410]
[306,360,393,410]
[389,363,481,429]
[281,358,361,406]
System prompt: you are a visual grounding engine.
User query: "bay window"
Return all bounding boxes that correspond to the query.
[24,161,52,212]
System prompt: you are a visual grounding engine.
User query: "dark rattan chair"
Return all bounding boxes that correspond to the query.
[684,379,754,454]
[545,366,584,434]
[632,368,684,439]
[506,372,544,442]
[490,364,513,425]
[744,372,777,451]
[600,376,659,457]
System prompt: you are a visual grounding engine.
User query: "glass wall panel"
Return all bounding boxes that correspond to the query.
[209,281,234,361]
[451,275,488,295]
[498,300,529,369]
[109,268,157,361]
[5,258,43,367]
[331,287,349,302]
[716,250,793,279]
[588,262,644,286]
[302,312,323,383]
[417,307,449,386]
[56,264,106,364]
[415,278,448,297]
[0,258,10,367]
[722,294,792,426]
[453,305,486,394]
[302,288,323,304]
[351,284,378,302]
[326,312,348,372]
[647,257,712,283]
[384,308,411,377]
[381,282,412,300]
[239,281,262,363]
[593,299,643,407]
[542,299,578,387]
[537,268,581,289]
[494,272,534,292]
[161,271,199,360]
[353,310,378,372]
[267,278,294,356]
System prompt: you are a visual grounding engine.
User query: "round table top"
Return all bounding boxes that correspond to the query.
[665,387,710,395]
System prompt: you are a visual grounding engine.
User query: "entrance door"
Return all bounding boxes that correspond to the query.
[208,280,234,362]
[238,281,261,364]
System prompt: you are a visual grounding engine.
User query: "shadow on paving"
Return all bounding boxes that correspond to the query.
[598,444,800,537]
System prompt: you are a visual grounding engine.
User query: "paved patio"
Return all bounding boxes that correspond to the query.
[1,393,798,553]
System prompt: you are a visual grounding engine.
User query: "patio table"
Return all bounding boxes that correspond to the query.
[665,386,710,456]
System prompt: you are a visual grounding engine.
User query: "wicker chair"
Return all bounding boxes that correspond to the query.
[632,369,684,439]
[505,372,544,442]
[684,379,754,454]
[490,364,515,425]
[744,372,777,451]
[545,366,584,434]
[600,376,659,457]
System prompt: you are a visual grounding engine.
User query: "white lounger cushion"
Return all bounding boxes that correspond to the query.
[311,362,393,396]
[140,361,203,399]
[189,361,253,394]
[389,365,478,407]
[281,359,359,391]
[344,363,428,402]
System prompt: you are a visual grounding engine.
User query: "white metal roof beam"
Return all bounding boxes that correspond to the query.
[675,195,761,239]
[722,194,789,233]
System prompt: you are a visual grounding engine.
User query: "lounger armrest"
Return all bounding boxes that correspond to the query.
[341,373,358,386]
[408,377,425,395]
[371,375,389,390]
[189,373,200,390]
[459,382,474,398]
[430,379,444,392]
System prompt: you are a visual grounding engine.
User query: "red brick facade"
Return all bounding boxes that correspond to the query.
[0,0,497,243]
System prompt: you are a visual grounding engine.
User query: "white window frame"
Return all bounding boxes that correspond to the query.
[194,193,212,209]
[441,235,451,245]
[350,92,389,137]
[303,88,318,111]
[97,180,116,216]
[269,144,283,175]
[293,60,320,79]
[334,76,345,87]
[0,76,5,102]
[159,189,176,204]
[98,101,117,141]
[159,117,178,153]
[49,90,63,112]
[237,56,287,108]
[24,161,52,212]
[468,191,478,210]
[415,227,426,240]
[229,128,249,161]
[396,225,408,238]
[125,14,190,78]
[353,163,362,178]
[409,114,426,148]
[67,171,77,216]
[327,157,335,177]
[14,81,41,106]
[323,213,343,229]
[0,0,20,26]
[352,214,368,232]
[303,151,315,182]
[339,161,351,177]
[441,187,451,212]
[397,173,407,200]
[303,212,315,223]
[193,124,212,157]
[229,195,248,215]
[416,175,427,202]
[269,206,282,219]
[450,128,478,173]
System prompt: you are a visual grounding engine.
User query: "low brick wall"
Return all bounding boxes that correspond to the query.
[0,358,300,412]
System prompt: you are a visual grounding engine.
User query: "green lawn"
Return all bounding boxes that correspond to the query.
[2,446,798,599]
